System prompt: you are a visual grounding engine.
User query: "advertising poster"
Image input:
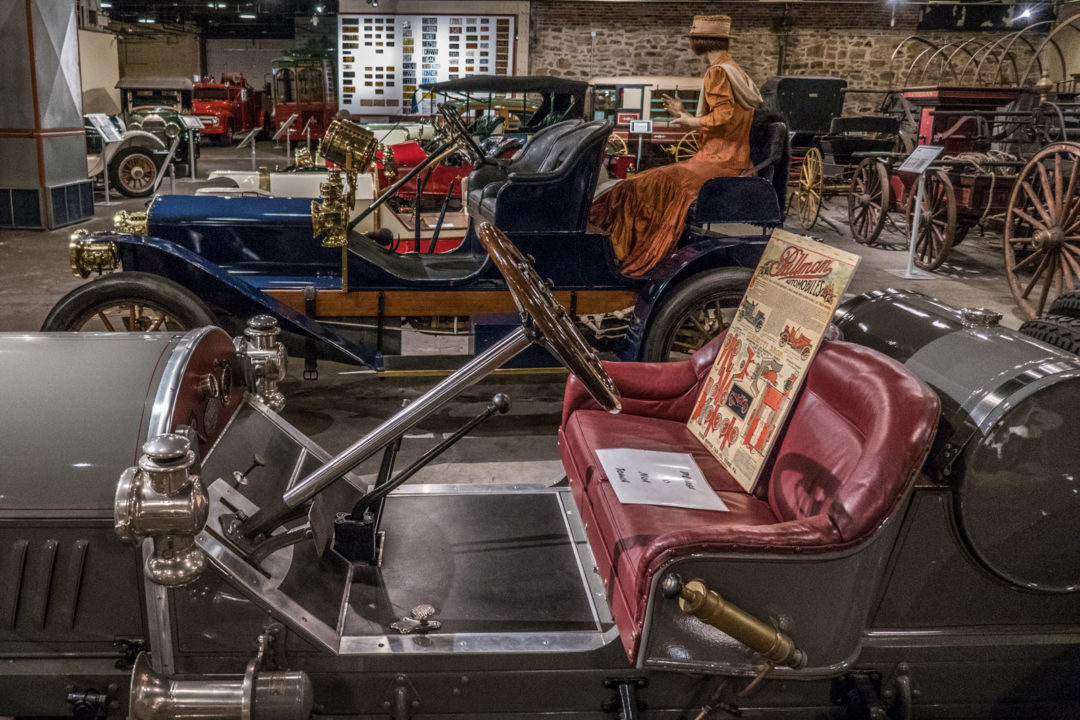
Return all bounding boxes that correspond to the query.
[686,230,860,492]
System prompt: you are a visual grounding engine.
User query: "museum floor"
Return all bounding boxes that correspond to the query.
[0,142,1025,487]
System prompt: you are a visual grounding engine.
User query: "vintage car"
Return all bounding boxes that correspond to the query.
[6,230,1079,718]
[47,110,790,370]
[84,114,170,198]
[780,324,813,359]
[125,105,201,168]
[737,299,766,331]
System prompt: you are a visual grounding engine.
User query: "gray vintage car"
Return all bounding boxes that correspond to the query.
[2,226,1078,719]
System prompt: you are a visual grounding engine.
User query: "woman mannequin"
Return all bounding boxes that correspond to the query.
[600,15,762,276]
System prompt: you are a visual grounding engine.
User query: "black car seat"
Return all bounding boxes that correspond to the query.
[467,119,613,233]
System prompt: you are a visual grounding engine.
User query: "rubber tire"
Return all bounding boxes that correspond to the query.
[219,121,234,146]
[640,267,752,362]
[1047,290,1080,320]
[1018,313,1080,355]
[41,272,218,332]
[109,146,159,198]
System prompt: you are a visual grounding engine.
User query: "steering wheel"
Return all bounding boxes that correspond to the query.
[477,222,621,412]
[437,103,488,166]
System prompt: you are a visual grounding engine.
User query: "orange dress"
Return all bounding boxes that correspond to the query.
[604,54,754,276]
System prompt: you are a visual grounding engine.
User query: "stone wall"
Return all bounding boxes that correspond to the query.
[530,1,1042,114]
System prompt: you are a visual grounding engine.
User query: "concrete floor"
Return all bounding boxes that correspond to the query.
[0,143,1026,485]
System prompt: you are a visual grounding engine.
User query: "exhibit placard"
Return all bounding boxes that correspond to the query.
[595,449,728,512]
[897,144,944,175]
[687,230,860,492]
[86,113,122,143]
[338,13,516,116]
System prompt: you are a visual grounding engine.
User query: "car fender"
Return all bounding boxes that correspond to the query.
[104,131,167,164]
[618,235,767,360]
[110,234,382,369]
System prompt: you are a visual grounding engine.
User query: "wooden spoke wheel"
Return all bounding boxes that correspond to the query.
[797,147,824,231]
[674,131,700,162]
[904,169,956,272]
[1004,142,1080,319]
[848,158,891,245]
[605,132,628,156]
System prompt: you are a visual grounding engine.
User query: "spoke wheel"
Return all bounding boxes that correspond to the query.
[606,133,628,156]
[110,148,158,198]
[904,169,956,271]
[640,268,751,362]
[848,158,891,245]
[1004,142,1080,319]
[674,131,700,162]
[42,272,218,333]
[797,147,824,231]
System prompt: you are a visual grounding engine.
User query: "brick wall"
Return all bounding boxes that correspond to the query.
[530,1,1039,113]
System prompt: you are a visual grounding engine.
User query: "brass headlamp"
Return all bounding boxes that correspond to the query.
[318,119,379,211]
[69,229,119,279]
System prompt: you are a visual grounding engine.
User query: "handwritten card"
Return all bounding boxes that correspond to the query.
[596,448,728,512]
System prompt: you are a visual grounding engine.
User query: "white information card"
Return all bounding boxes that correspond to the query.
[596,449,728,512]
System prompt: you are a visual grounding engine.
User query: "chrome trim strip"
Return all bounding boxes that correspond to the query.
[142,327,214,676]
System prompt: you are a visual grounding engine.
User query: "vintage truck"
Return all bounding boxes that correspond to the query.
[192,72,270,144]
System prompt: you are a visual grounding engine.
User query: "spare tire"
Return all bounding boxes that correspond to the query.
[1047,290,1080,319]
[1018,313,1080,355]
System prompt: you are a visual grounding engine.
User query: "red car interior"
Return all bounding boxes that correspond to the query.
[558,334,941,660]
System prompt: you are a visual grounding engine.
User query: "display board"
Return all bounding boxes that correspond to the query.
[687,230,860,492]
[338,13,516,116]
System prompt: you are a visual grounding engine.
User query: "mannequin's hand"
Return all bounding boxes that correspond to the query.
[661,93,686,116]
[670,113,701,129]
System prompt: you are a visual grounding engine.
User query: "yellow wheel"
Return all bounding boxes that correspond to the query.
[797,147,824,231]
[674,131,700,162]
[606,133,628,156]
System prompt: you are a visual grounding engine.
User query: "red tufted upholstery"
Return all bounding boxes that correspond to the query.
[559,337,939,661]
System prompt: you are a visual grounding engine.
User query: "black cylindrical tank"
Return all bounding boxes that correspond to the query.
[835,289,1080,594]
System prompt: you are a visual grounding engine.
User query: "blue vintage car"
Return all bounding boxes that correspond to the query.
[47,114,791,371]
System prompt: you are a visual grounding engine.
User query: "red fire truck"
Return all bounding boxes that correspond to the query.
[192,73,270,145]
[271,52,337,142]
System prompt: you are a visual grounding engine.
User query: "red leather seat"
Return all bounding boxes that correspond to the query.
[559,335,939,661]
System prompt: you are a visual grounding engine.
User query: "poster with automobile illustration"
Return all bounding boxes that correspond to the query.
[687,229,860,492]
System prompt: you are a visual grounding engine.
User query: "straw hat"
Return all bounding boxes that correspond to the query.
[687,15,735,39]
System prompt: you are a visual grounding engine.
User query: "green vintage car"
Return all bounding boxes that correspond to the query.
[124,106,200,174]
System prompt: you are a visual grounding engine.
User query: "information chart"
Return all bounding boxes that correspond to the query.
[339,13,516,116]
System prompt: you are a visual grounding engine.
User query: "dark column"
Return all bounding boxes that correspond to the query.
[0,0,93,230]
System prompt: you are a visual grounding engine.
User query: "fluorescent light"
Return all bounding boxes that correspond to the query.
[137,17,155,23]
[315,4,324,12]
[100,1,112,7]
[239,13,256,18]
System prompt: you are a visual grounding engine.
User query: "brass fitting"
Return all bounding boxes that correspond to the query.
[311,167,349,248]
[69,229,119,279]
[319,119,379,211]
[378,143,397,179]
[662,574,807,669]
[113,210,148,235]
[293,145,315,169]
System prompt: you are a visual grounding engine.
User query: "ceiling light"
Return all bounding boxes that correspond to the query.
[100,1,112,7]
[239,13,256,19]
[315,4,324,12]
[1019,7,1032,18]
[137,17,155,23]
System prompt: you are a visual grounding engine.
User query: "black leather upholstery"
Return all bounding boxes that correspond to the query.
[684,119,789,227]
[466,119,613,233]
[686,177,783,228]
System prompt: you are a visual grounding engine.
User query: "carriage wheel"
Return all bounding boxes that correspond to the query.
[606,132,628,156]
[848,158,890,245]
[674,131,700,162]
[797,148,824,231]
[1004,142,1080,319]
[903,169,956,272]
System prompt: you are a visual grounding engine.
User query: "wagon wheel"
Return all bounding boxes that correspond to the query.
[606,132,628,156]
[1004,142,1080,319]
[848,158,890,245]
[797,147,824,231]
[904,169,956,272]
[674,131,700,162]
